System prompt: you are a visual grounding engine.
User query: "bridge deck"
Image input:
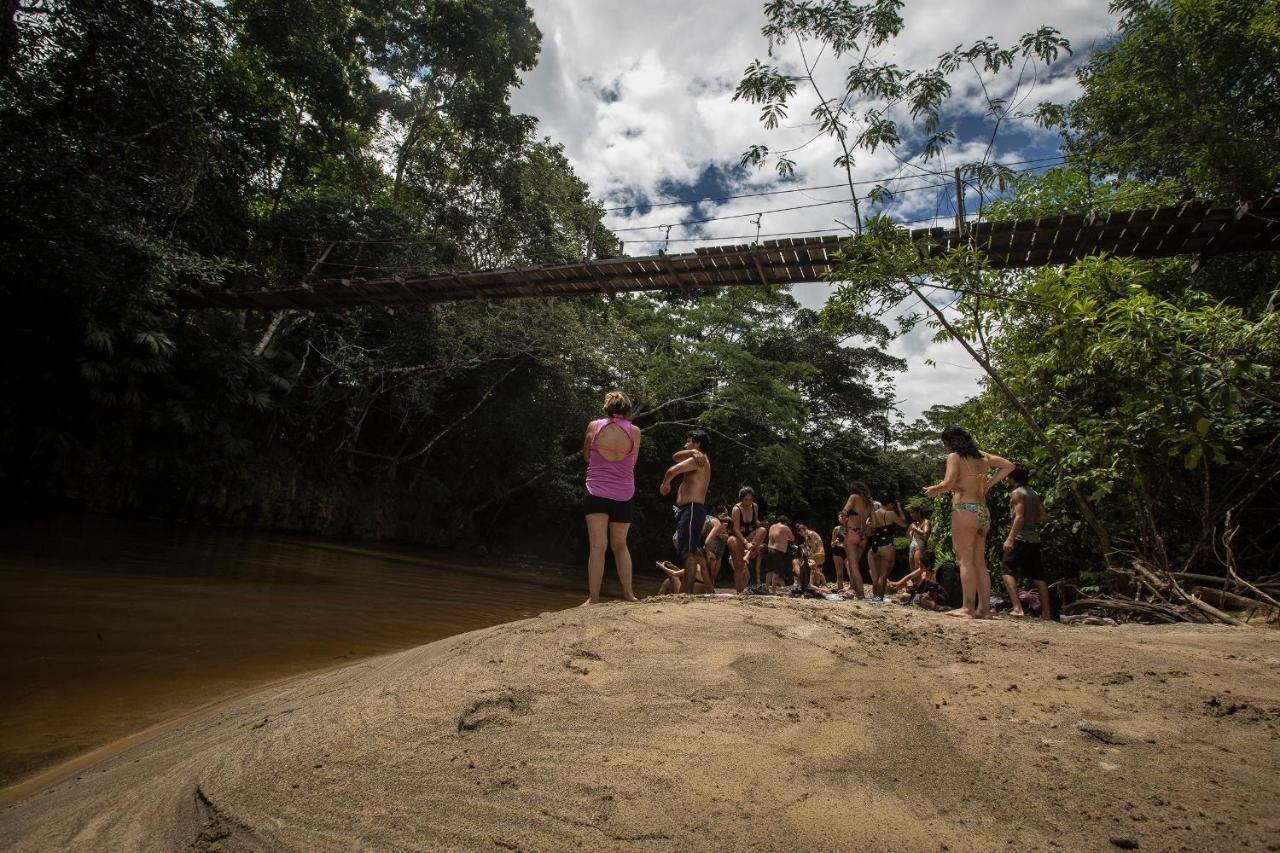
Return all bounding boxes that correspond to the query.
[175,196,1280,310]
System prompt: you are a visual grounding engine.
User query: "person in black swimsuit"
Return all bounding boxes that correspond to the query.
[729,486,761,587]
[866,494,906,602]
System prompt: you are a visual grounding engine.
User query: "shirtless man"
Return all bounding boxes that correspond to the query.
[766,516,795,589]
[795,523,827,588]
[660,429,712,596]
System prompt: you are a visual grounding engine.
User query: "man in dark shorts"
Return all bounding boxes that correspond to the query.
[661,430,712,595]
[1001,466,1052,619]
[766,516,795,588]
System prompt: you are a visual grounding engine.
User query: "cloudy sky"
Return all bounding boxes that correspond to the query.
[507,1,1120,423]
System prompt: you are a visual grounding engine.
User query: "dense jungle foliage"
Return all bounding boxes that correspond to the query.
[0,0,911,567]
[806,0,1280,585]
[1,0,1276,587]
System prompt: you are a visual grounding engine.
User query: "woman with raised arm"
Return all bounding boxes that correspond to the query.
[866,493,907,602]
[840,482,874,599]
[581,391,641,604]
[922,425,1015,618]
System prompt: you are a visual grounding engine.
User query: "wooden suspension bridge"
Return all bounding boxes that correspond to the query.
[174,196,1280,311]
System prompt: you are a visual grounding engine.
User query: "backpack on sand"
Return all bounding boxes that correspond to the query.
[935,562,963,609]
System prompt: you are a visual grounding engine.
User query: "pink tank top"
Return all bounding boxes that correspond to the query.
[585,417,636,501]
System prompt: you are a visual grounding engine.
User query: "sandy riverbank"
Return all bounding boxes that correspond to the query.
[1,597,1277,851]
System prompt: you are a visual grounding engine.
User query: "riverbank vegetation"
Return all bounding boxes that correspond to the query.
[735,0,1279,618]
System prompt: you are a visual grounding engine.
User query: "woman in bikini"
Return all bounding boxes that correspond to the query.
[890,506,932,592]
[840,481,873,599]
[581,391,641,604]
[866,494,907,601]
[829,516,846,589]
[729,486,761,587]
[923,425,1015,618]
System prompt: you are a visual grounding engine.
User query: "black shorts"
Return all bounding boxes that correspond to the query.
[582,490,634,524]
[767,548,791,577]
[1003,540,1043,581]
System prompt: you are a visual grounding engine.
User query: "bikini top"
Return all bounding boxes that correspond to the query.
[736,502,759,530]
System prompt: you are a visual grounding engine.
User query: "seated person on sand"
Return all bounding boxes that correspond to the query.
[744,518,770,585]
[890,545,937,592]
[896,553,945,606]
[766,516,795,589]
[655,560,714,595]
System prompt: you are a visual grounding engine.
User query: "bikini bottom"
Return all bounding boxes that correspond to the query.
[954,502,990,531]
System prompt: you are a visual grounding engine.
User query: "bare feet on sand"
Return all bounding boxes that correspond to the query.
[946,607,974,618]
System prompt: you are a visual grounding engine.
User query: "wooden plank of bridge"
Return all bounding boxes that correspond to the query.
[171,196,1280,309]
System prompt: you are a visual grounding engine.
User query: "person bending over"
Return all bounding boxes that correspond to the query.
[661,430,712,596]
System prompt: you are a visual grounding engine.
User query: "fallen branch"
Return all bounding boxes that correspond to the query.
[1167,571,1280,594]
[1190,587,1280,625]
[1132,561,1246,627]
[1061,597,1189,624]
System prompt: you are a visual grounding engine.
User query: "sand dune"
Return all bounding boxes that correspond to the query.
[1,597,1277,851]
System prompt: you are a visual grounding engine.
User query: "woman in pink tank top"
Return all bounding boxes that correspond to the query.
[581,391,641,604]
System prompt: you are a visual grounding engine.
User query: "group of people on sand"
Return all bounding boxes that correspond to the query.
[580,392,1052,621]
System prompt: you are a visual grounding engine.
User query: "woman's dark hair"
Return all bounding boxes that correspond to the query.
[777,515,790,526]
[909,505,924,519]
[602,391,632,418]
[1009,466,1031,485]
[940,425,982,459]
[738,486,754,499]
[686,429,710,452]
[848,480,871,497]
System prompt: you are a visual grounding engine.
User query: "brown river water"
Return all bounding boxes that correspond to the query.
[0,513,644,792]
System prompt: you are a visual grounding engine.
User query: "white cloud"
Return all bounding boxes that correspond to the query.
[509,0,1117,421]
